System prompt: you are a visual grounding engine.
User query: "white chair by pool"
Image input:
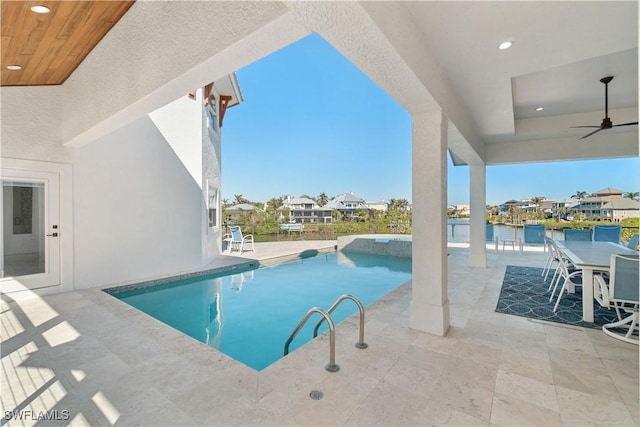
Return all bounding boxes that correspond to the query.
[225,226,255,254]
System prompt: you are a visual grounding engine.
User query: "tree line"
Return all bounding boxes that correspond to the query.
[222,193,412,239]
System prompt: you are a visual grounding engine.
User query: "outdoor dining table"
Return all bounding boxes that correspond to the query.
[553,239,638,322]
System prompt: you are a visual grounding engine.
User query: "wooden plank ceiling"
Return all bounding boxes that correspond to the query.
[1,1,135,86]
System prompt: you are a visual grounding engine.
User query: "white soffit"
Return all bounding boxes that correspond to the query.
[513,49,638,120]
[400,1,638,142]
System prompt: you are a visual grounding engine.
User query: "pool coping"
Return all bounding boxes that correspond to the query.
[102,244,337,295]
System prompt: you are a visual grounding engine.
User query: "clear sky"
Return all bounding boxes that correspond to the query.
[223,33,639,206]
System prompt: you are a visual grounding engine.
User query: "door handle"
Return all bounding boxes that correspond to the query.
[46,233,59,237]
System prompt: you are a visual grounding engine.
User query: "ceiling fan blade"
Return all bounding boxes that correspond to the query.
[612,122,639,127]
[579,128,605,140]
[570,126,600,128]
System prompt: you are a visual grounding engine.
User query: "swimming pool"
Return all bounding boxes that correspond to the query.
[105,251,411,371]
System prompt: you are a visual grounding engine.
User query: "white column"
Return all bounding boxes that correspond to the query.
[410,110,449,336]
[468,164,487,267]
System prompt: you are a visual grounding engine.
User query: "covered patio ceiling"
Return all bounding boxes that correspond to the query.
[1,1,638,168]
[359,1,638,166]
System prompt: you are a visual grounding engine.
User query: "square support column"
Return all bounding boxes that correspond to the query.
[410,110,449,336]
[468,163,487,268]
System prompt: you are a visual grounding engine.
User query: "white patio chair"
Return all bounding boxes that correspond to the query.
[227,225,255,254]
[551,255,583,311]
[542,237,560,281]
[496,227,517,252]
[593,254,639,345]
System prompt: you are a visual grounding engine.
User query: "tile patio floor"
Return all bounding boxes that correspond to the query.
[1,240,638,426]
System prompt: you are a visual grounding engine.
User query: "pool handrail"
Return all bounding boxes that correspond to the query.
[284,307,340,372]
[313,294,368,349]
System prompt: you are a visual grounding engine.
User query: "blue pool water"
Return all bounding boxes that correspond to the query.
[107,251,411,371]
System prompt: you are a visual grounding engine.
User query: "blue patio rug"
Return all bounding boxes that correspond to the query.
[496,265,620,329]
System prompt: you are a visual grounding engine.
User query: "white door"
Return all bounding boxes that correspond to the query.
[1,169,60,292]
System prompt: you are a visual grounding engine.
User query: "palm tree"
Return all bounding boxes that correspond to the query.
[317,192,329,206]
[389,198,409,212]
[623,191,639,201]
[486,204,499,217]
[530,196,546,218]
[233,194,250,205]
[265,197,283,213]
[572,191,588,200]
[356,208,370,222]
[508,205,525,224]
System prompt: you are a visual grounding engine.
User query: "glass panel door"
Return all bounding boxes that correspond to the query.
[2,181,46,277]
[1,169,60,291]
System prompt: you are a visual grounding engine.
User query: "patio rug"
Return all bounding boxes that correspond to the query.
[495,265,621,329]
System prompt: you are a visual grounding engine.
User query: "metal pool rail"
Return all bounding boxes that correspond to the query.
[284,294,368,372]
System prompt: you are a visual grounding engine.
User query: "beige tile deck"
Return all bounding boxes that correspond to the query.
[1,241,638,426]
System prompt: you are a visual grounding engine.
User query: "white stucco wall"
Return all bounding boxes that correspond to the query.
[202,89,223,262]
[72,115,203,289]
[0,86,71,163]
[149,93,203,188]
[149,87,225,263]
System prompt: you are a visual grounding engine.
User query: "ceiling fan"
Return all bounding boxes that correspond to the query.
[571,76,638,139]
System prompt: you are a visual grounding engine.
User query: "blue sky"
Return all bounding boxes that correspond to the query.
[223,33,639,206]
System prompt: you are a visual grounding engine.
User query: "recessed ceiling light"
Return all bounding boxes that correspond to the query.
[498,41,513,50]
[6,65,22,71]
[30,5,50,14]
[535,107,544,112]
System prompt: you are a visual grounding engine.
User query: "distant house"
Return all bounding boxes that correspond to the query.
[570,187,632,220]
[545,188,638,221]
[453,204,470,216]
[324,192,372,220]
[226,203,259,211]
[593,187,625,198]
[366,200,389,212]
[282,196,332,224]
[498,199,536,216]
[548,198,580,219]
[224,203,263,226]
[601,198,640,222]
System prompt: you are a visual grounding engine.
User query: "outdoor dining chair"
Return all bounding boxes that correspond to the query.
[550,254,583,312]
[593,254,639,345]
[542,237,560,281]
[486,223,498,253]
[496,227,517,252]
[593,225,621,243]
[520,224,546,253]
[626,234,639,251]
[563,228,592,241]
